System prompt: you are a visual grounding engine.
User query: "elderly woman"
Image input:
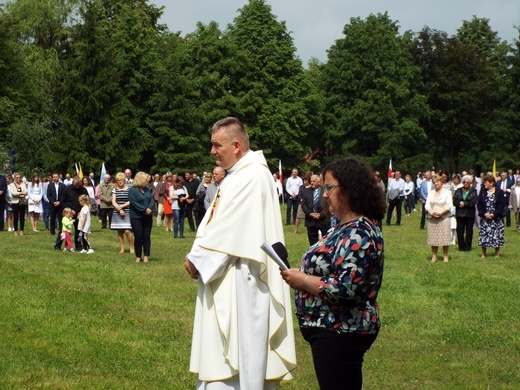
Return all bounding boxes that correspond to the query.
[477,174,507,258]
[425,176,453,262]
[281,158,385,390]
[509,176,520,232]
[128,171,154,263]
[453,175,478,251]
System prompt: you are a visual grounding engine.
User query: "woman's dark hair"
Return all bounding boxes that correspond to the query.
[482,174,495,184]
[322,158,386,220]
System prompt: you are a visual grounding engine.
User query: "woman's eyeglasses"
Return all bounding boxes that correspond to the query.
[323,184,339,195]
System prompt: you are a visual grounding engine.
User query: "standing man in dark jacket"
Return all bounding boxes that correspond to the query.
[301,174,330,245]
[184,170,200,231]
[47,172,67,249]
[453,175,478,251]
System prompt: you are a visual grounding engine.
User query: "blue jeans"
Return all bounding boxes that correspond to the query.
[174,208,186,238]
[42,201,49,230]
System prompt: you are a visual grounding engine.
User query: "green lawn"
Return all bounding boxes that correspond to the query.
[1,209,519,389]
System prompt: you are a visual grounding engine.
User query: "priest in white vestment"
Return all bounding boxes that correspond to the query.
[184,117,296,390]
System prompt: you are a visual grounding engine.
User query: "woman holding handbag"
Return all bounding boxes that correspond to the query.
[9,173,28,236]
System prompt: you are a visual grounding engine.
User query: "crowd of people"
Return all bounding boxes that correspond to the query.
[1,122,518,388]
[380,168,519,262]
[0,167,227,263]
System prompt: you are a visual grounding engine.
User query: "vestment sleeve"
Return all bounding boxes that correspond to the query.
[189,237,233,283]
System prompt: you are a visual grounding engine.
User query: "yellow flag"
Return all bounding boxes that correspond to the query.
[78,162,84,179]
[492,160,496,177]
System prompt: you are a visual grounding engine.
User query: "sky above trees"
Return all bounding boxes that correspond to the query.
[152,0,520,63]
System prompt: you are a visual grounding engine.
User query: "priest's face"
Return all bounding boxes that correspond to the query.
[211,129,238,170]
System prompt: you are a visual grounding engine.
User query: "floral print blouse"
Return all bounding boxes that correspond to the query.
[295,217,384,334]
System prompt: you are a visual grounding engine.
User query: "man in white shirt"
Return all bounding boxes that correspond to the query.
[184,117,296,389]
[386,170,405,226]
[63,173,73,186]
[285,168,303,225]
[124,169,133,187]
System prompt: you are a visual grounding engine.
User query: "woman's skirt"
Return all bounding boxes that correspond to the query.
[111,209,132,230]
[296,204,305,219]
[427,216,452,246]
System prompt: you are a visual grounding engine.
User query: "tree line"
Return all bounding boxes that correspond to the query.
[1,0,519,177]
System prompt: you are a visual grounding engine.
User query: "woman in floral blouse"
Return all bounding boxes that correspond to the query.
[281,158,386,390]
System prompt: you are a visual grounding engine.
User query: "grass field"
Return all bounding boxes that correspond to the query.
[1,208,519,389]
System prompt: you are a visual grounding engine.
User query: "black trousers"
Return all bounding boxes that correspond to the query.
[420,202,427,228]
[11,203,27,232]
[386,197,403,225]
[0,200,4,231]
[301,328,377,390]
[131,216,152,258]
[49,205,62,234]
[185,203,195,231]
[503,208,511,227]
[99,207,113,228]
[456,216,474,251]
[286,197,299,224]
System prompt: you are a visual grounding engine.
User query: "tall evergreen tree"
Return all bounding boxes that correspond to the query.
[457,17,515,170]
[56,0,164,173]
[149,22,239,173]
[321,13,428,172]
[227,0,320,169]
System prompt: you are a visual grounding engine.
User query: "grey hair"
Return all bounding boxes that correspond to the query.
[462,175,472,184]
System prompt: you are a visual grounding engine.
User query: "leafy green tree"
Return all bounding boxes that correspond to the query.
[321,13,428,172]
[5,119,53,174]
[149,22,239,174]
[227,0,320,170]
[0,0,77,173]
[457,17,515,171]
[411,28,493,172]
[55,0,164,174]
[0,13,26,133]
[501,27,520,168]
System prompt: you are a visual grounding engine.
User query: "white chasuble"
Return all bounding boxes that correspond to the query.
[188,151,296,389]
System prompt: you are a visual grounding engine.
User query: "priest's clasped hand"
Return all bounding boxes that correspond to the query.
[184,256,200,280]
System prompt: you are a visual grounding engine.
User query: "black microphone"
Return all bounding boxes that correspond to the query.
[271,242,290,269]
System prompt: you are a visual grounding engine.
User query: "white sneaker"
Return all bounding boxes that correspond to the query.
[80,249,87,253]
[87,249,95,254]
[70,248,75,253]
[63,248,68,252]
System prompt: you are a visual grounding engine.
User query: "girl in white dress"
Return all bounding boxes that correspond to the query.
[27,173,43,232]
